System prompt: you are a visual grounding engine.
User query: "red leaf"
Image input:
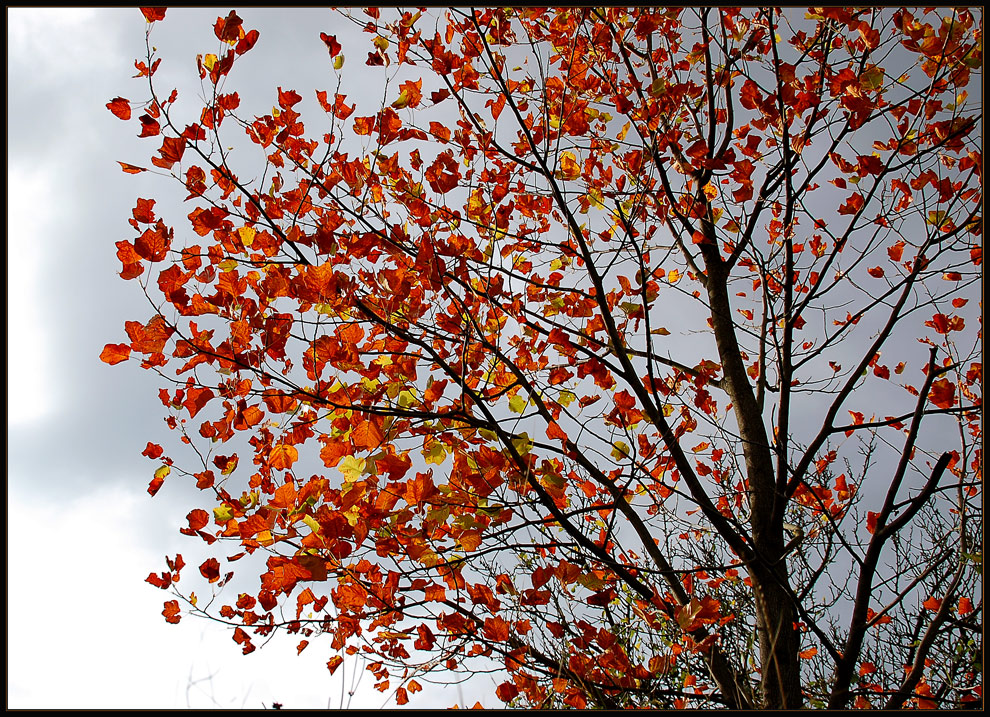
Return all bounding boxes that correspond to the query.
[928,378,956,409]
[162,599,181,623]
[146,571,171,589]
[134,222,171,262]
[142,442,164,459]
[922,595,942,612]
[200,558,221,583]
[320,32,342,57]
[132,198,156,224]
[106,97,131,120]
[866,511,879,535]
[141,7,167,22]
[278,87,302,109]
[236,29,259,55]
[157,136,186,167]
[138,114,161,137]
[531,565,553,589]
[867,266,884,278]
[837,193,865,215]
[147,475,165,496]
[214,11,243,42]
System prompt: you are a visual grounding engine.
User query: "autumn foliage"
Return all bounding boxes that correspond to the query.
[104,7,981,709]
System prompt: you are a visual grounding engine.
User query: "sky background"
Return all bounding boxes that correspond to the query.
[7,7,981,710]
[6,8,491,709]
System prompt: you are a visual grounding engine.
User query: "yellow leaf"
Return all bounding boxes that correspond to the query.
[509,395,527,414]
[423,440,447,465]
[203,54,218,71]
[333,55,345,70]
[303,514,321,534]
[339,456,366,482]
[556,151,582,181]
[511,433,533,456]
[154,465,171,481]
[237,226,256,248]
[611,441,631,460]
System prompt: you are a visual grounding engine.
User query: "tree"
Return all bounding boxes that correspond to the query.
[103,7,982,709]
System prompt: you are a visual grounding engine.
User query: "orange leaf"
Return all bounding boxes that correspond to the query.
[141,7,167,22]
[270,443,299,471]
[118,162,147,174]
[405,471,436,506]
[351,419,384,450]
[100,343,131,365]
[928,379,956,409]
[162,599,181,623]
[354,116,375,136]
[424,584,446,601]
[234,403,264,430]
[148,474,166,496]
[182,386,214,418]
[866,511,879,535]
[799,647,818,659]
[545,421,568,442]
[922,595,942,612]
[186,509,209,531]
[106,97,132,120]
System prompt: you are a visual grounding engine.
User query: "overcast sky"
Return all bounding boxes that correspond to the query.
[6,8,493,709]
[7,7,980,710]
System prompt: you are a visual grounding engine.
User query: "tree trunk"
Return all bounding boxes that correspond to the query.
[704,259,803,708]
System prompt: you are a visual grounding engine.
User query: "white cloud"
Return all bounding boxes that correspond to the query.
[7,9,123,85]
[5,483,362,708]
[7,165,51,426]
